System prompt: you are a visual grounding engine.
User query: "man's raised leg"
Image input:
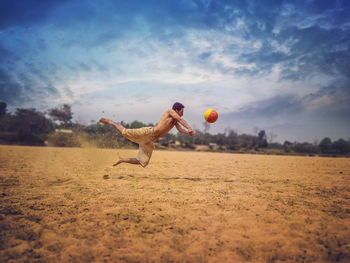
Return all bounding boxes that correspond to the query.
[99,118,124,133]
[100,118,142,167]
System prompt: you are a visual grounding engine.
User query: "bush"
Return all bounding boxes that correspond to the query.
[294,142,318,154]
[332,139,350,154]
[0,132,45,146]
[47,132,81,147]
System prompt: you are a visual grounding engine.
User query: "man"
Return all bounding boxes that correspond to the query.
[99,102,195,167]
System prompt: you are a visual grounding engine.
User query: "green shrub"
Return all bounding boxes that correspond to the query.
[47,132,81,147]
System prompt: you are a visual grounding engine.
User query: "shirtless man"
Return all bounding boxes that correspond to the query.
[99,102,194,167]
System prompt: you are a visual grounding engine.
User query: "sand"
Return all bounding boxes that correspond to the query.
[0,145,349,262]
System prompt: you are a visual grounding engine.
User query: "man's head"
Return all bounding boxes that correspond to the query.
[172,102,184,116]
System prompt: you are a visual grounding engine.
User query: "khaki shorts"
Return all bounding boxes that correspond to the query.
[122,127,155,167]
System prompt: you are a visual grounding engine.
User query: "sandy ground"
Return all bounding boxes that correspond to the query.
[0,145,350,262]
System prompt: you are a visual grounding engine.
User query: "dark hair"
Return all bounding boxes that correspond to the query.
[172,102,184,112]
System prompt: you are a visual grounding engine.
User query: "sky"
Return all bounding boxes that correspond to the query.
[0,0,349,143]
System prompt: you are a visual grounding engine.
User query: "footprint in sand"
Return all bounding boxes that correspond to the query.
[103,168,112,179]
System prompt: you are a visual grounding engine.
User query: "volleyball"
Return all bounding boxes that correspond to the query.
[204,109,218,123]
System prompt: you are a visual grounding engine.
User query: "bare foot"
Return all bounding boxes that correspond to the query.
[99,118,113,125]
[113,159,123,166]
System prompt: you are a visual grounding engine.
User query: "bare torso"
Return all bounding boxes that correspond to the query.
[153,110,178,140]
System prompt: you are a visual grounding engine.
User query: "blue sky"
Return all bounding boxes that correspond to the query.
[0,0,349,142]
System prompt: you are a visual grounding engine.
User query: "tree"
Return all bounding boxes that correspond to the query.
[203,121,210,133]
[158,133,176,146]
[214,133,226,146]
[258,130,268,148]
[268,132,277,144]
[225,129,239,150]
[48,104,73,127]
[0,102,6,118]
[193,130,205,145]
[130,120,147,129]
[0,102,11,133]
[319,137,332,153]
[2,108,55,145]
[283,141,293,152]
[332,139,350,154]
[294,142,317,154]
[14,108,54,135]
[177,132,195,149]
[239,134,258,149]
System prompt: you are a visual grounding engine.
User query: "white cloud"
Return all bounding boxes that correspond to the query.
[2,0,349,142]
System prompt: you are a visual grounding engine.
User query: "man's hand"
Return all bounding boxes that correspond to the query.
[188,129,195,136]
[99,118,113,125]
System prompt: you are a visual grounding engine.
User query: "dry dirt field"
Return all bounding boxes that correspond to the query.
[0,145,350,262]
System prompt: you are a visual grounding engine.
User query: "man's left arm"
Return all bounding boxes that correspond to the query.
[175,122,189,134]
[175,122,194,136]
[169,110,194,136]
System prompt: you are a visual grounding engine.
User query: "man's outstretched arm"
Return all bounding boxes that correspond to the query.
[175,122,194,135]
[168,110,194,136]
[168,110,191,128]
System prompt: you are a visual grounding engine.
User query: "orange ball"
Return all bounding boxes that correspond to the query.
[204,109,218,123]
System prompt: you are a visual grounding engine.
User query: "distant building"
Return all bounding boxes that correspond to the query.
[55,129,73,134]
[209,143,218,149]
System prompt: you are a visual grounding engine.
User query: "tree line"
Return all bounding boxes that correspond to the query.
[0,102,349,156]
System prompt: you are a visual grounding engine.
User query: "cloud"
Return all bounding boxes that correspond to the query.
[221,77,350,128]
[198,52,212,60]
[0,45,18,63]
[0,0,349,142]
[0,0,70,30]
[305,80,350,115]
[226,94,303,120]
[0,43,62,107]
[216,80,350,142]
[0,67,23,104]
[229,79,349,113]
[278,26,350,80]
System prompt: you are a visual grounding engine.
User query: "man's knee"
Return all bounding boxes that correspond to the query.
[137,157,150,167]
